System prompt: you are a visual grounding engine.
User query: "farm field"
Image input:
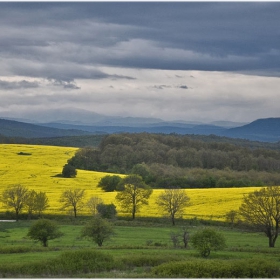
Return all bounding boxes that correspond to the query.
[0,144,261,220]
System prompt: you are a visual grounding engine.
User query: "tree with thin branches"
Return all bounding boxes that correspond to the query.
[156,188,190,225]
[239,186,280,248]
[59,189,85,218]
[1,184,29,221]
[116,175,152,220]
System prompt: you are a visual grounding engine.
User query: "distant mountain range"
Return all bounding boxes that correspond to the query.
[0,108,279,142]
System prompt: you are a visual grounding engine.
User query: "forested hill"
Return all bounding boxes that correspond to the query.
[67,133,280,189]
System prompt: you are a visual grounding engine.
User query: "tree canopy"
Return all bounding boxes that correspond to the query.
[239,186,280,247]
[1,184,29,221]
[67,133,280,188]
[116,175,153,219]
[81,216,114,247]
[156,189,190,225]
[59,189,85,218]
[27,219,63,247]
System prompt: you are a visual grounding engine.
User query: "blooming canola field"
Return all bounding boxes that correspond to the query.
[0,144,261,220]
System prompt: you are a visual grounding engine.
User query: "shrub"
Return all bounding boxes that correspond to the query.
[0,250,116,277]
[27,219,63,247]
[191,228,226,257]
[97,203,117,219]
[62,163,77,178]
[97,175,122,192]
[151,259,280,278]
[81,216,114,246]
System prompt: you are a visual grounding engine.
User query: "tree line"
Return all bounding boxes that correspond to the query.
[2,179,280,249]
[67,133,280,188]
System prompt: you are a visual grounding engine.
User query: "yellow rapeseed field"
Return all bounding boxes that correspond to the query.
[0,144,261,220]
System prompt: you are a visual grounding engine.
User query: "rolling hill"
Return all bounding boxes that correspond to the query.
[0,118,92,138]
[0,115,280,142]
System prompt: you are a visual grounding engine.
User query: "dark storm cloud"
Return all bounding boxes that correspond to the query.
[0,2,279,77]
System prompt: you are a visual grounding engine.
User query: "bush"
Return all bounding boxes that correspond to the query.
[0,250,116,277]
[27,219,63,247]
[151,259,280,278]
[96,203,117,219]
[97,175,122,192]
[81,216,114,246]
[191,228,226,257]
[62,163,77,178]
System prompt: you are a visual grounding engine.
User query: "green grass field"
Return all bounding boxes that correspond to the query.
[0,219,279,278]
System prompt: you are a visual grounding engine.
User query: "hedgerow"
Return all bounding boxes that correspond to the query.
[151,258,280,278]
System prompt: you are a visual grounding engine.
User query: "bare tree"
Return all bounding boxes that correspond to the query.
[239,186,280,247]
[156,189,190,225]
[87,196,103,216]
[1,184,29,221]
[59,189,85,218]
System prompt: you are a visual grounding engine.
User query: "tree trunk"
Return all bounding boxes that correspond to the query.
[15,209,19,221]
[74,206,77,218]
[43,238,48,247]
[269,236,275,247]
[132,205,136,219]
[171,215,175,226]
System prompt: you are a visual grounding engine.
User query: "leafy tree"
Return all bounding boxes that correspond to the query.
[225,209,238,228]
[27,219,63,247]
[116,175,153,219]
[86,196,103,216]
[1,184,29,221]
[239,186,280,247]
[97,175,122,192]
[62,163,77,178]
[97,203,117,219]
[59,189,85,218]
[34,191,49,217]
[81,216,114,247]
[25,190,49,219]
[156,189,190,225]
[25,190,37,219]
[131,163,151,182]
[191,228,226,257]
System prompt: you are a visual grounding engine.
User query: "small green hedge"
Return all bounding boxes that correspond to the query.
[0,249,115,277]
[151,259,280,278]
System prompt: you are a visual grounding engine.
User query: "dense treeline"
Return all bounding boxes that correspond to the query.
[0,134,104,147]
[1,132,280,149]
[67,133,280,188]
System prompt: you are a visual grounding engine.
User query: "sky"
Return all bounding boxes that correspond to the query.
[0,2,280,123]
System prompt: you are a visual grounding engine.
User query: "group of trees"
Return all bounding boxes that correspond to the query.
[67,133,280,188]
[2,178,280,248]
[27,216,226,258]
[1,184,49,220]
[27,215,114,248]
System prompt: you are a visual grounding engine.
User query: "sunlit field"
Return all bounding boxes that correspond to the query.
[0,144,261,220]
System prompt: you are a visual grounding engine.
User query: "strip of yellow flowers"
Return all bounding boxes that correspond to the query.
[0,144,261,221]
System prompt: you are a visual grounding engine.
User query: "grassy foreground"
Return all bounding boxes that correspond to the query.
[0,219,279,278]
[0,144,261,220]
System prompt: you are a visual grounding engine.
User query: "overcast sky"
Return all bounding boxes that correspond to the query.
[0,2,280,123]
